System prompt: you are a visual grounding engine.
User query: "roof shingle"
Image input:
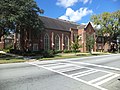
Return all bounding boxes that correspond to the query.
[40,16,85,31]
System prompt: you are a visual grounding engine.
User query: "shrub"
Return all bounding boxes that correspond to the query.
[72,49,81,53]
[42,50,54,58]
[63,50,73,53]
[54,50,63,54]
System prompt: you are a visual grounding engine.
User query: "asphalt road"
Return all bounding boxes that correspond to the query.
[0,54,120,90]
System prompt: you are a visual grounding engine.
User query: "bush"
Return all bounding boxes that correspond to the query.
[72,49,81,53]
[63,50,73,53]
[9,49,55,58]
[42,50,54,58]
[54,50,63,54]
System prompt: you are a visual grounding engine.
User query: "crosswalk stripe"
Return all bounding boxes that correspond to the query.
[75,70,98,78]
[71,69,94,77]
[42,63,65,67]
[95,74,120,85]
[88,73,113,84]
[50,64,72,69]
[29,63,107,90]
[57,66,83,72]
[28,61,120,90]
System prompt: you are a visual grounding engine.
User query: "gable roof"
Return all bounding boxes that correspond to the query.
[85,22,95,32]
[39,16,80,31]
[77,25,86,29]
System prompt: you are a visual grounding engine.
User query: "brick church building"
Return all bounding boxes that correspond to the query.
[0,16,110,52]
[30,16,96,52]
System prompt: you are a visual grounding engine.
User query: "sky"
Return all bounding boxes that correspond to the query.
[35,0,120,24]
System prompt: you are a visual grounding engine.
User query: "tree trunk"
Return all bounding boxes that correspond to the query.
[14,32,17,50]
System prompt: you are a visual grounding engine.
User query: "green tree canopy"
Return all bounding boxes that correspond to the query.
[0,0,44,38]
[91,10,120,36]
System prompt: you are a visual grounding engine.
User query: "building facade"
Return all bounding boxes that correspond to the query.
[0,16,105,52]
[25,16,96,52]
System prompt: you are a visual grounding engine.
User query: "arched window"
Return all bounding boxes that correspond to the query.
[55,34,60,50]
[64,36,69,50]
[44,34,50,50]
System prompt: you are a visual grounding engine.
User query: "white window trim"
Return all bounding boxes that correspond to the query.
[33,44,38,51]
[44,33,50,50]
[55,34,60,50]
[65,36,69,50]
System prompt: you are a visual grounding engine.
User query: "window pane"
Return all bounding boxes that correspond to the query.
[44,34,50,50]
[64,36,69,50]
[55,35,60,50]
[33,44,38,51]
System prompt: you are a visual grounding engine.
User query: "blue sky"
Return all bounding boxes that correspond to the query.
[35,0,120,24]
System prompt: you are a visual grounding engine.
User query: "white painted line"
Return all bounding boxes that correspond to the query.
[29,63,107,90]
[71,69,94,77]
[89,73,113,84]
[95,74,120,86]
[57,66,83,72]
[50,64,72,69]
[42,63,64,67]
[67,61,113,74]
[70,61,120,71]
[75,70,98,78]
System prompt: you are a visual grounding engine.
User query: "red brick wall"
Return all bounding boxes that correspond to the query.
[0,36,4,50]
[19,23,97,52]
[41,29,71,50]
[0,42,4,50]
[78,23,96,52]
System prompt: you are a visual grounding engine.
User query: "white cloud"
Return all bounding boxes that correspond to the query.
[80,0,92,4]
[59,8,93,22]
[56,0,92,8]
[59,15,69,21]
[56,0,78,8]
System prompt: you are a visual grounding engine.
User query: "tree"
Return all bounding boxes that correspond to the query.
[86,33,95,54]
[71,35,82,55]
[0,0,44,50]
[91,10,120,52]
[91,10,120,36]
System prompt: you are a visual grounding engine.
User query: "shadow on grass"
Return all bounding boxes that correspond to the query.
[76,54,90,56]
[0,53,23,60]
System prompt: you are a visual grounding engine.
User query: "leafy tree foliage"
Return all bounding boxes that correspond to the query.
[86,33,95,54]
[0,0,44,49]
[71,35,81,55]
[91,10,120,36]
[91,10,120,52]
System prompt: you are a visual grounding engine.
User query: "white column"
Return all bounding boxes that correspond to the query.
[62,33,64,50]
[52,32,54,49]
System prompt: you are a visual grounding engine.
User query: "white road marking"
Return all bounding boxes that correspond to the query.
[89,73,113,83]
[27,60,120,90]
[67,61,113,74]
[50,64,73,69]
[95,74,120,86]
[75,70,98,78]
[57,66,83,72]
[42,63,64,67]
[68,61,120,71]
[71,69,94,77]
[29,63,107,90]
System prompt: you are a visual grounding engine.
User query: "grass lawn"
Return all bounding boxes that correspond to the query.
[0,53,26,64]
[40,52,110,60]
[0,59,26,64]
[0,52,111,64]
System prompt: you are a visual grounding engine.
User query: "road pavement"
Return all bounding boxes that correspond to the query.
[0,54,120,90]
